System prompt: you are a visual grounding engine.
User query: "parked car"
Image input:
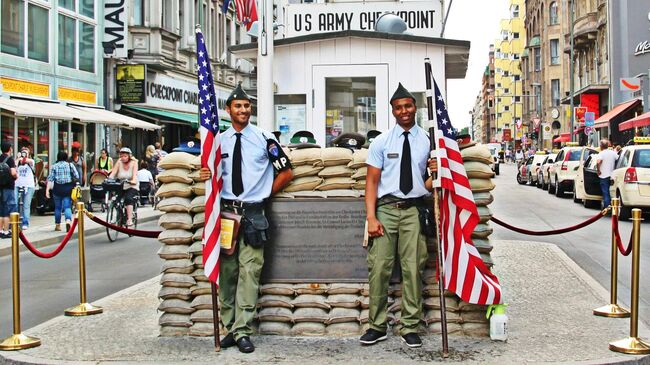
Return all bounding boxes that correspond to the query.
[516,155,534,185]
[609,140,650,220]
[528,153,550,186]
[574,151,603,208]
[548,145,596,197]
[536,153,557,190]
[486,143,501,176]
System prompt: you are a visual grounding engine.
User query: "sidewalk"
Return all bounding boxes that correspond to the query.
[0,205,163,257]
[1,240,649,364]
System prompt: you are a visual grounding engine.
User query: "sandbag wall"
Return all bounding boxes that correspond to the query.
[155,144,496,337]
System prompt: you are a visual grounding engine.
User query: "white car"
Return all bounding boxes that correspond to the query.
[609,141,650,220]
[549,146,597,197]
[573,151,603,208]
[528,153,551,186]
[536,153,557,190]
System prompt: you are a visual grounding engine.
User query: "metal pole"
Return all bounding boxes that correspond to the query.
[593,198,629,317]
[569,0,576,142]
[0,213,40,350]
[64,203,103,316]
[257,0,274,132]
[609,209,650,354]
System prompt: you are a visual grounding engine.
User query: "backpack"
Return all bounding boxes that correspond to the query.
[0,155,12,187]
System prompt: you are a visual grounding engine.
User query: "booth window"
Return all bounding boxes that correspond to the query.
[325,77,376,147]
[274,94,306,145]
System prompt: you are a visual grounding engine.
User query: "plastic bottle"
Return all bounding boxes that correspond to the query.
[486,303,508,341]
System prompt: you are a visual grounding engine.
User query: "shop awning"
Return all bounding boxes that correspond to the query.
[619,111,650,131]
[69,106,161,131]
[123,105,232,130]
[553,132,571,143]
[0,97,80,120]
[594,99,641,129]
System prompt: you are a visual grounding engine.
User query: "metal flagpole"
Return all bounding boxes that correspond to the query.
[424,57,449,357]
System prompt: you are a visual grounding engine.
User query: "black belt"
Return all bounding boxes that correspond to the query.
[378,195,427,209]
[222,199,265,213]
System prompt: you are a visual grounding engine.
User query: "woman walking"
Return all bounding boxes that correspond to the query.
[143,145,159,180]
[15,147,35,230]
[45,151,79,232]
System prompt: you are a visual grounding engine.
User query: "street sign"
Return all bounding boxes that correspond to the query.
[584,111,595,127]
[542,123,552,140]
[584,126,594,135]
[620,78,641,92]
[574,107,587,126]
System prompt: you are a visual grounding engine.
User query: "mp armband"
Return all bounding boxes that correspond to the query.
[267,139,292,172]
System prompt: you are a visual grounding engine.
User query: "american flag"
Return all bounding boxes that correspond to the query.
[221,0,258,31]
[196,29,222,284]
[431,75,503,305]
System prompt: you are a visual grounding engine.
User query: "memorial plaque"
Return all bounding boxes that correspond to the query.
[262,198,368,283]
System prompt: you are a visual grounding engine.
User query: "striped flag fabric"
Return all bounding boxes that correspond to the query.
[195,29,222,284]
[235,0,258,30]
[431,75,503,305]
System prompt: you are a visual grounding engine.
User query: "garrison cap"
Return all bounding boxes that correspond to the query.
[289,130,320,149]
[226,82,251,106]
[272,130,282,141]
[173,138,201,155]
[362,129,382,148]
[390,82,416,104]
[332,132,365,150]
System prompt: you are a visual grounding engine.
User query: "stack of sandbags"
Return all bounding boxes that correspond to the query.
[283,148,324,197]
[316,148,354,192]
[349,149,368,193]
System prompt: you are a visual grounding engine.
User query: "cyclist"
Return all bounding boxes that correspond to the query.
[108,147,139,227]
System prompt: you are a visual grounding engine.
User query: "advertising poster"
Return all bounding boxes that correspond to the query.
[116,64,146,103]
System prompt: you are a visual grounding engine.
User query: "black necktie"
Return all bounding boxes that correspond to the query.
[400,131,413,195]
[232,133,244,196]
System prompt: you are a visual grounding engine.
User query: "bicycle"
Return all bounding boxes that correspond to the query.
[102,179,139,242]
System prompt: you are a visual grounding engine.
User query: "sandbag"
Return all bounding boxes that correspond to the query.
[191,268,208,282]
[324,189,361,198]
[188,170,202,183]
[257,307,293,323]
[157,168,193,184]
[318,165,354,178]
[359,309,369,323]
[190,295,214,310]
[359,296,369,309]
[427,322,462,335]
[189,196,205,213]
[161,258,194,274]
[192,182,205,196]
[156,182,192,198]
[158,229,193,245]
[284,176,323,192]
[326,322,361,336]
[158,286,192,301]
[290,190,327,198]
[353,180,366,190]
[326,294,361,308]
[316,177,354,191]
[327,308,360,324]
[471,223,493,239]
[192,212,205,229]
[160,273,195,288]
[477,206,492,223]
[293,307,328,323]
[188,241,203,255]
[462,322,489,337]
[189,322,218,337]
[158,245,191,260]
[291,148,322,166]
[258,321,292,336]
[293,165,324,178]
[158,152,196,170]
[351,167,367,180]
[190,156,202,170]
[328,283,363,295]
[190,309,214,323]
[348,149,369,169]
[192,254,203,269]
[459,310,489,324]
[290,322,326,336]
[473,192,494,206]
[159,313,192,327]
[321,147,353,166]
[159,213,193,230]
[469,178,495,193]
[192,228,203,242]
[424,296,459,311]
[158,299,194,314]
[292,294,330,310]
[458,301,487,312]
[424,309,461,324]
[461,145,493,165]
[157,197,191,213]
[464,161,495,179]
[190,281,212,296]
[294,283,329,295]
[260,283,294,296]
[258,295,293,309]
[160,326,190,336]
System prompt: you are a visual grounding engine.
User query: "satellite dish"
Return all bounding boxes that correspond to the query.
[375,13,407,34]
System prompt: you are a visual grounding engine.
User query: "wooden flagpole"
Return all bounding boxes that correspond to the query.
[210,282,221,351]
[424,57,449,357]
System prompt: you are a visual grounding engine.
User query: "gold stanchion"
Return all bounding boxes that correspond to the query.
[594,199,630,318]
[610,208,650,354]
[64,202,103,316]
[0,213,40,350]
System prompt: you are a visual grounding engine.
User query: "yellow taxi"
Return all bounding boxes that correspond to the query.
[608,137,650,220]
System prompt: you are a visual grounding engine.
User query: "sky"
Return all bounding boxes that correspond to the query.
[443,0,511,130]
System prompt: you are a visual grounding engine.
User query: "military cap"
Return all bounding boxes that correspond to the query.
[455,134,476,150]
[290,130,316,144]
[272,130,282,141]
[332,132,365,150]
[390,82,416,104]
[173,138,201,155]
[362,130,382,148]
[226,82,251,106]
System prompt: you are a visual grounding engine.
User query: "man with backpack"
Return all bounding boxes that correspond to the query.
[0,141,18,238]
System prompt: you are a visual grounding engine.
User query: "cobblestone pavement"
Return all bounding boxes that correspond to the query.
[2,240,650,364]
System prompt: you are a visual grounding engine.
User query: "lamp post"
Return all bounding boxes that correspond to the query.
[569,0,576,142]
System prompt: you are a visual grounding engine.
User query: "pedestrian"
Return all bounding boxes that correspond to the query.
[15,147,35,230]
[0,141,18,238]
[96,148,113,173]
[361,83,438,349]
[154,142,167,174]
[45,151,79,232]
[143,145,159,179]
[137,160,155,203]
[515,149,524,164]
[218,83,293,353]
[70,146,87,186]
[505,149,511,163]
[596,139,618,209]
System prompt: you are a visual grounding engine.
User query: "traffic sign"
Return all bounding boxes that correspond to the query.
[620,78,641,92]
[584,126,594,135]
[584,111,595,127]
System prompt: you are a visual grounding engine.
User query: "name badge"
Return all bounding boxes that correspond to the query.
[221,153,229,158]
[387,153,399,159]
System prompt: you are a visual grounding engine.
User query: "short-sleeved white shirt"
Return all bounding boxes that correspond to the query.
[597,149,618,178]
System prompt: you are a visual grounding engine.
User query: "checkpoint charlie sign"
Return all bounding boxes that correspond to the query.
[284,1,442,38]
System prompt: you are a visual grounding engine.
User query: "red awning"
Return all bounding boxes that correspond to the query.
[619,111,650,131]
[553,132,571,143]
[573,127,584,135]
[593,99,642,129]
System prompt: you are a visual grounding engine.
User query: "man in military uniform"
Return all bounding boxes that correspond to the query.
[219,83,293,353]
[360,83,437,348]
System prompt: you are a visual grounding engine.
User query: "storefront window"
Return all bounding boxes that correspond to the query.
[79,0,94,18]
[274,95,306,145]
[325,77,376,146]
[28,4,48,62]
[57,120,69,153]
[58,14,76,68]
[17,118,34,153]
[1,0,24,57]
[1,116,15,146]
[36,119,49,180]
[79,21,94,72]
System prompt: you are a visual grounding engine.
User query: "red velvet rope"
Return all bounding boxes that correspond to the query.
[612,215,633,256]
[85,211,161,238]
[490,208,609,236]
[19,219,78,259]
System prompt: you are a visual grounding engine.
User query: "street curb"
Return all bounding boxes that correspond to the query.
[0,214,162,258]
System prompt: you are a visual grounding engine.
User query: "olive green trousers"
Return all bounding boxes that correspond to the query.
[367,204,428,335]
[219,238,265,340]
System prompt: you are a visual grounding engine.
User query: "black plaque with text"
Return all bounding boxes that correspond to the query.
[262,198,369,283]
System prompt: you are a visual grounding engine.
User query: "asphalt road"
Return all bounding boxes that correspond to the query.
[491,162,650,326]
[0,222,161,339]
